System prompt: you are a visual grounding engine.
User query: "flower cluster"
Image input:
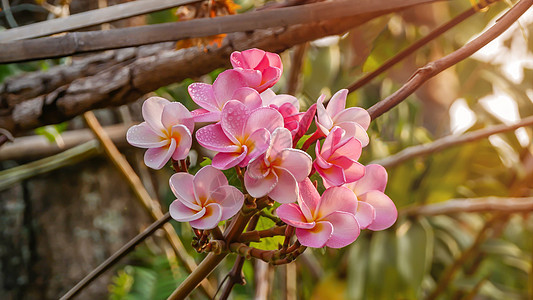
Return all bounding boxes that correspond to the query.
[127,48,397,251]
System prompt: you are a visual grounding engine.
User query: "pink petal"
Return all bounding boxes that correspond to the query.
[325,89,348,118]
[212,151,247,170]
[260,88,276,103]
[337,122,369,147]
[266,128,293,159]
[333,107,371,130]
[320,126,348,159]
[324,211,360,248]
[330,135,362,161]
[161,102,194,133]
[316,95,333,133]
[257,67,282,91]
[268,168,298,204]
[264,94,299,109]
[143,139,176,169]
[189,203,223,230]
[360,191,397,231]
[169,200,205,222]
[240,128,270,167]
[298,178,320,218]
[213,70,247,108]
[293,103,317,145]
[295,221,333,248]
[126,123,167,148]
[342,161,365,183]
[232,49,264,69]
[229,69,262,91]
[245,107,284,134]
[209,185,244,220]
[317,186,358,219]
[353,164,388,194]
[244,170,277,198]
[314,145,333,169]
[169,173,201,210]
[191,110,221,123]
[142,97,168,132]
[315,163,347,187]
[193,166,229,205]
[221,100,249,144]
[265,51,283,70]
[232,87,262,110]
[196,124,239,152]
[188,83,219,111]
[276,203,315,229]
[277,149,312,182]
[170,125,192,160]
[245,154,270,179]
[355,201,375,230]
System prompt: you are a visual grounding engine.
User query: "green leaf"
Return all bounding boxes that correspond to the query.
[346,235,370,300]
[249,215,284,250]
[396,217,434,297]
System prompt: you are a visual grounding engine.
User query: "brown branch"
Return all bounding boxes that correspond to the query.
[401,197,533,216]
[238,225,287,243]
[0,140,100,191]
[373,115,533,168]
[0,124,128,161]
[346,0,500,93]
[82,112,216,298]
[1,8,399,136]
[367,0,533,120]
[0,0,444,63]
[0,0,200,42]
[59,212,172,300]
[218,214,260,300]
[286,43,308,95]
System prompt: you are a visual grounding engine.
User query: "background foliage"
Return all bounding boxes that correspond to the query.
[1,0,532,299]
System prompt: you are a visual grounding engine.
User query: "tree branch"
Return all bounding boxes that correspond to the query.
[0,0,444,63]
[0,124,128,161]
[401,197,533,216]
[372,115,533,168]
[0,7,394,136]
[0,0,200,42]
[346,0,500,93]
[366,0,533,120]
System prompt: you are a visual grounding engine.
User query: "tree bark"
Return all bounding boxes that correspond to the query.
[1,10,393,136]
[0,156,152,299]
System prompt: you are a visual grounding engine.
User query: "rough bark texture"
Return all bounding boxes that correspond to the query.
[0,156,152,300]
[0,12,386,136]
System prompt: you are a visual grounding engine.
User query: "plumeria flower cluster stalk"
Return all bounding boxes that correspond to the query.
[126,48,398,298]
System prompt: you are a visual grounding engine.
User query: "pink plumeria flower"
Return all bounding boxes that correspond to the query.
[196,100,284,170]
[230,48,283,93]
[344,164,397,231]
[188,69,262,122]
[126,97,194,169]
[261,89,303,137]
[244,128,312,203]
[169,165,244,230]
[316,89,371,146]
[314,126,365,187]
[276,178,360,248]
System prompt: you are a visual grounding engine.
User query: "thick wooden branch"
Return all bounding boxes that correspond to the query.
[0,0,443,63]
[0,9,397,136]
[0,0,200,42]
